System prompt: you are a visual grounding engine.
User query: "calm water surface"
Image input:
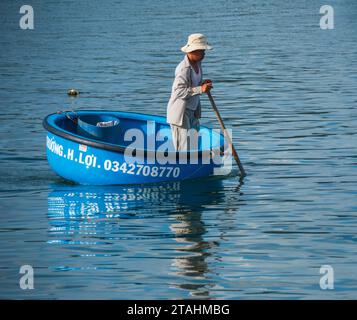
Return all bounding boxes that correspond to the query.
[0,0,357,299]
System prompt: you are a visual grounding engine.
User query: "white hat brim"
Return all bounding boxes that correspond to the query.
[181,44,213,53]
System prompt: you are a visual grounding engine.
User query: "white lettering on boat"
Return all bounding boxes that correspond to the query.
[67,148,74,161]
[102,160,180,178]
[46,136,63,157]
[78,152,98,169]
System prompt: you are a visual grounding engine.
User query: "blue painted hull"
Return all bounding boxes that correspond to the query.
[44,111,227,185]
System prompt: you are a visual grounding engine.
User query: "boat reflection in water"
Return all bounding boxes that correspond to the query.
[47,176,243,298]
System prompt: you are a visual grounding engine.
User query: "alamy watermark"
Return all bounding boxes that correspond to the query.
[19,265,34,290]
[320,5,334,30]
[319,265,334,290]
[120,123,234,175]
[19,5,34,30]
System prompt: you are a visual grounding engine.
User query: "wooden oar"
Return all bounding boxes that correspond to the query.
[207,91,246,177]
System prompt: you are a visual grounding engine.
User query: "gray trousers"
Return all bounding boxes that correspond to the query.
[170,109,200,151]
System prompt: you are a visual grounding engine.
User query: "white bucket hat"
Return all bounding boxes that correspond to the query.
[181,33,213,53]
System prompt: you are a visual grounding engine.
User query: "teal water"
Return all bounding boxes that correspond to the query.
[0,0,357,299]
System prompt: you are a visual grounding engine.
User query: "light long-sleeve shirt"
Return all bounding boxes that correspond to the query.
[166,55,203,126]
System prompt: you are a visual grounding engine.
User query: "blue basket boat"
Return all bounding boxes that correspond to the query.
[43,110,229,185]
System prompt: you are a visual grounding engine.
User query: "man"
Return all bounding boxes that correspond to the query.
[167,33,213,151]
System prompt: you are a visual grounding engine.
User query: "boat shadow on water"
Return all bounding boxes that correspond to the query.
[47,176,244,298]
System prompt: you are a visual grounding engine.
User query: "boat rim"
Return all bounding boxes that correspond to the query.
[43,110,224,159]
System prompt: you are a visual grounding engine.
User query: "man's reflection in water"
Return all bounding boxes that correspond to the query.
[168,177,244,298]
[47,176,243,298]
[169,206,213,298]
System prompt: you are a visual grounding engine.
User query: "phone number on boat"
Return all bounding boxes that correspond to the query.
[103,160,180,178]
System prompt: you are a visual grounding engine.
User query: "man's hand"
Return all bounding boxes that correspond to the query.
[201,79,213,93]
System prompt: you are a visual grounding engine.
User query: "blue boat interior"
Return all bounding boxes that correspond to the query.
[47,111,225,152]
